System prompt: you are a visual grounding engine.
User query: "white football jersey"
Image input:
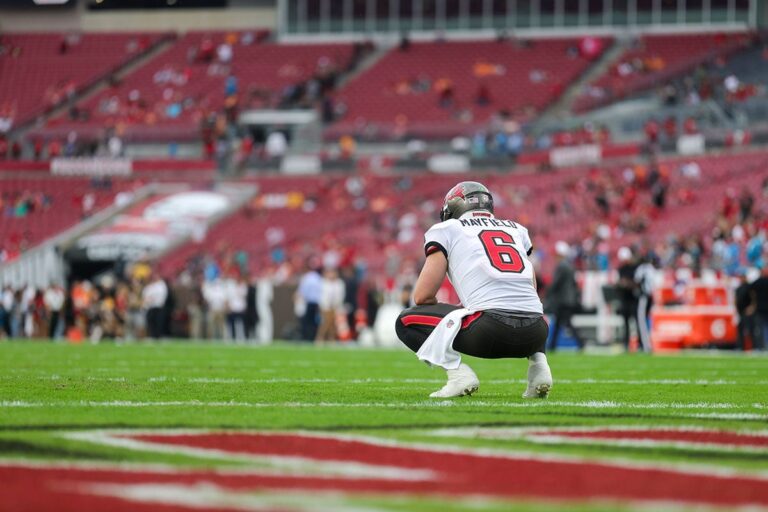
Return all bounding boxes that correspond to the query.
[424,210,543,314]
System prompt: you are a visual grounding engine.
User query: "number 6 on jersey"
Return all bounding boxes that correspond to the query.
[478,230,525,273]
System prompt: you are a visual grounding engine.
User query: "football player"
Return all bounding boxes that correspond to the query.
[395,181,552,398]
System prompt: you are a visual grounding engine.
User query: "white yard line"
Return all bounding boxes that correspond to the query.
[2,399,766,414]
[9,376,767,386]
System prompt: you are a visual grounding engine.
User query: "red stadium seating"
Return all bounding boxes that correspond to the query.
[331,38,608,139]
[0,176,139,259]
[0,32,167,127]
[44,31,352,142]
[573,33,750,112]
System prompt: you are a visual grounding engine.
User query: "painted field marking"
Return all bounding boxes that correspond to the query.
[8,375,768,386]
[62,431,437,481]
[428,426,768,453]
[6,429,768,510]
[2,399,764,410]
[3,400,767,422]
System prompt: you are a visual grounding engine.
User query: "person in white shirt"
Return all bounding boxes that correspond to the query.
[265,131,287,159]
[202,278,227,340]
[225,274,248,342]
[315,267,345,343]
[142,274,168,339]
[21,285,36,338]
[395,181,552,399]
[43,284,65,339]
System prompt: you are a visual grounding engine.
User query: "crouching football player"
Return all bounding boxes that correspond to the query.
[395,181,552,398]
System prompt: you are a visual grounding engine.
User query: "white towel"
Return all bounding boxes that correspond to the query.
[416,307,474,370]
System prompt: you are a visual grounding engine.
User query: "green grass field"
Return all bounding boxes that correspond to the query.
[2,342,767,511]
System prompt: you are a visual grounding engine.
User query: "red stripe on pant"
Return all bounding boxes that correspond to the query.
[401,312,483,329]
[400,314,441,327]
[461,311,483,329]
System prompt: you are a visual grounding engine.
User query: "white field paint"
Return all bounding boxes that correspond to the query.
[61,431,437,482]
[427,425,768,453]
[79,483,390,512]
[2,429,765,512]
[65,428,768,483]
[3,400,765,412]
[79,483,749,512]
[13,375,768,386]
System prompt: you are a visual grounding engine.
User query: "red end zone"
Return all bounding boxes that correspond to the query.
[2,430,768,511]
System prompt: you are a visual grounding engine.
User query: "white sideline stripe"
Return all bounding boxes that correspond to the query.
[3,399,766,415]
[10,376,764,386]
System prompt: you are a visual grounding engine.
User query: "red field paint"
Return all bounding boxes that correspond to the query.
[3,430,768,511]
[528,428,768,448]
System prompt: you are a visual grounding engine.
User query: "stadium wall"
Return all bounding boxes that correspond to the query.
[0,3,275,32]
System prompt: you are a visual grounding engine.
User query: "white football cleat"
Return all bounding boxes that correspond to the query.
[522,353,552,399]
[430,363,480,398]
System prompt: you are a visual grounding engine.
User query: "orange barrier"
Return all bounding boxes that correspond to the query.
[651,306,737,351]
[655,284,730,306]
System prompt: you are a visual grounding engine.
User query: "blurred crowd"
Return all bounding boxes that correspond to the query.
[0,261,260,343]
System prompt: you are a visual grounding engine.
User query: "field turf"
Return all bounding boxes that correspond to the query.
[1,341,767,511]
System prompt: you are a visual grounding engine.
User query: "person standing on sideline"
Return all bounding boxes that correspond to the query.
[395,181,552,399]
[633,253,656,352]
[750,265,768,351]
[616,246,640,351]
[296,261,322,341]
[43,284,65,339]
[545,241,586,352]
[225,273,248,342]
[202,277,227,340]
[245,276,259,341]
[142,272,168,340]
[316,267,345,344]
[735,271,758,350]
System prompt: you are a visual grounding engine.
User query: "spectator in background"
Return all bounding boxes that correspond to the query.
[265,130,287,161]
[735,271,758,350]
[125,280,145,340]
[217,41,233,65]
[143,272,168,339]
[43,284,65,340]
[20,285,36,338]
[225,75,238,97]
[226,273,248,341]
[0,286,13,338]
[545,241,586,352]
[617,247,641,351]
[245,276,259,341]
[634,254,656,352]
[316,267,345,344]
[739,187,754,222]
[108,135,123,158]
[296,261,322,341]
[203,277,227,340]
[750,265,768,351]
[198,37,215,63]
